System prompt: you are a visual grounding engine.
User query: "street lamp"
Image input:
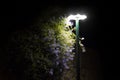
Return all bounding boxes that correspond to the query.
[66,14,87,80]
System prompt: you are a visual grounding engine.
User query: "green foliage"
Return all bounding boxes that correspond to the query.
[5,8,76,80]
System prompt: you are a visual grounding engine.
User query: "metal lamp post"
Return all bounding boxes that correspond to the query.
[66,14,87,80]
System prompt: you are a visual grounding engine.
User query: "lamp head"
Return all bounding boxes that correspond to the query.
[66,14,87,25]
[67,14,87,21]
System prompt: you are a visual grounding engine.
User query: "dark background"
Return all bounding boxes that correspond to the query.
[1,0,119,80]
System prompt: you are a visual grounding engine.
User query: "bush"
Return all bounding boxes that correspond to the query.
[5,7,76,80]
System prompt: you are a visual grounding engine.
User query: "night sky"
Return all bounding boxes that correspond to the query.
[1,0,119,79]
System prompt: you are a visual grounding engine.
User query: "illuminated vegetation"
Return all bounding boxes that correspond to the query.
[5,8,76,80]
